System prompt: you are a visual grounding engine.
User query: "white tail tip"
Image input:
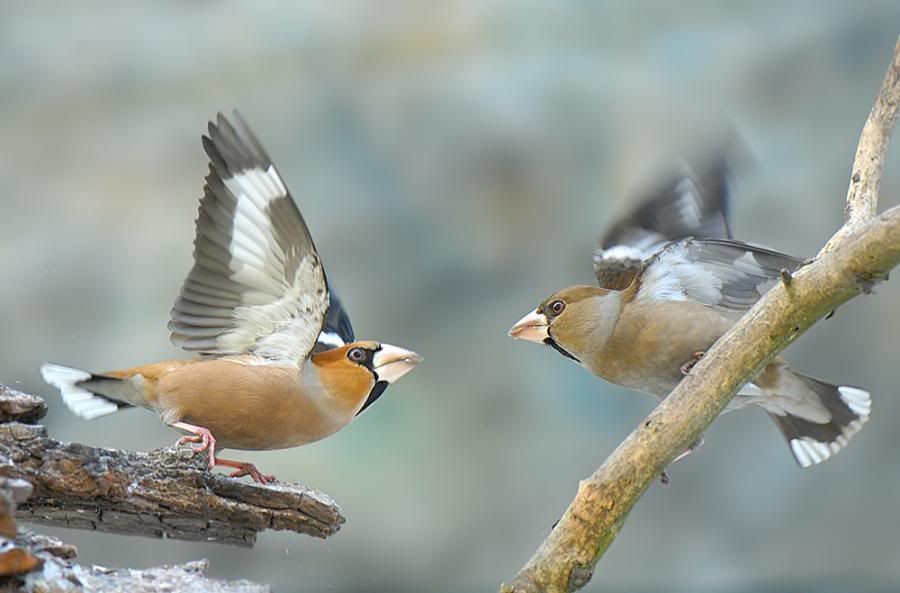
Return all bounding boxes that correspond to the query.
[40,363,120,420]
[789,386,871,468]
[838,386,871,418]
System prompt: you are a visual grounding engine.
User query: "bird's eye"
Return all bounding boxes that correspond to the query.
[348,347,366,362]
[550,300,566,315]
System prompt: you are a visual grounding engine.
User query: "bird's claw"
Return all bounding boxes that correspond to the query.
[175,434,199,447]
[175,427,216,468]
[680,351,705,375]
[780,268,793,286]
[213,457,276,484]
[173,424,272,482]
[223,462,276,485]
[659,436,705,485]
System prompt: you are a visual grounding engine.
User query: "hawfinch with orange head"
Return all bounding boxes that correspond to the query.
[509,160,869,468]
[42,112,422,483]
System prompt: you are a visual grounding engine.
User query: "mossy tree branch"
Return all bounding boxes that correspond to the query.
[501,36,900,593]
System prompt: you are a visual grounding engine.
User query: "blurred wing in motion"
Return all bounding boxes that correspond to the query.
[593,158,732,289]
[636,238,804,315]
[169,111,330,364]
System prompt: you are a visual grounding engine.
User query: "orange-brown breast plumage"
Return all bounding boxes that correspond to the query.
[149,356,371,450]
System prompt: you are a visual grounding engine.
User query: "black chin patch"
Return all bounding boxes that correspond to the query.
[544,337,580,363]
[356,381,389,416]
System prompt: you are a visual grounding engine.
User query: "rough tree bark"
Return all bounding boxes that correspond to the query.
[0,384,345,590]
[8,424,343,545]
[2,536,270,593]
[0,385,344,547]
[501,37,900,593]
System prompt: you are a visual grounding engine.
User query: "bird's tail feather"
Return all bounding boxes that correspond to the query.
[768,374,870,468]
[40,363,134,420]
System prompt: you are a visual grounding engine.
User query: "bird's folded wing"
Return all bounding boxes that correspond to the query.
[635,238,804,314]
[593,158,732,289]
[169,111,330,363]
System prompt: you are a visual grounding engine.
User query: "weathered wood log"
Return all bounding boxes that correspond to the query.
[1,534,269,593]
[0,384,344,547]
[0,386,47,425]
[0,460,270,592]
[4,422,343,546]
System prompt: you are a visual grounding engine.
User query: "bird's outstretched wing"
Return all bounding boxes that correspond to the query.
[593,158,732,289]
[169,111,330,364]
[635,238,804,315]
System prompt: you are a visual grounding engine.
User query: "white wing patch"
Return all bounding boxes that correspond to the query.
[214,167,325,357]
[205,172,328,361]
[598,244,645,262]
[597,231,668,263]
[227,167,290,290]
[220,254,327,359]
[673,176,702,228]
[169,113,330,364]
[227,165,287,210]
[637,242,723,304]
[317,331,346,349]
[593,159,734,290]
[635,239,802,313]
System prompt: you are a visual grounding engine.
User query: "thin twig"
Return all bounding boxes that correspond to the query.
[821,36,900,254]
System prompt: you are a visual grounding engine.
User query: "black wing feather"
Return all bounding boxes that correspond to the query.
[594,158,732,288]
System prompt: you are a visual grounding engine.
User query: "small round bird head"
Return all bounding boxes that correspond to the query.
[508,285,621,364]
[311,341,422,415]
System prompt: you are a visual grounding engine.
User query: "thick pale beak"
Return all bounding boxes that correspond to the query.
[373,344,423,384]
[508,309,550,344]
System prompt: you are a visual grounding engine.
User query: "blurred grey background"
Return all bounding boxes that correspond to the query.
[2,2,900,592]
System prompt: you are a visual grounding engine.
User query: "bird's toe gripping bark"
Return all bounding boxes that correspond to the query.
[172,422,217,468]
[680,351,706,375]
[215,458,276,485]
